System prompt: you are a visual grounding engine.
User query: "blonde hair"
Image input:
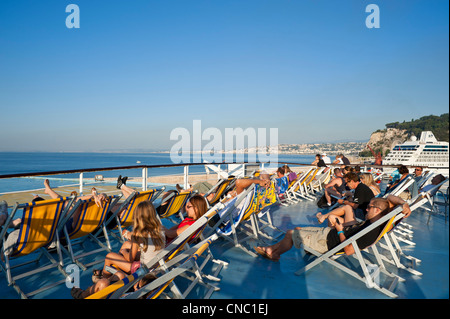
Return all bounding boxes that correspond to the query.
[131,201,165,252]
[360,172,376,186]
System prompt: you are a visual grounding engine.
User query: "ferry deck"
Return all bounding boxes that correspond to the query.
[0,174,448,301]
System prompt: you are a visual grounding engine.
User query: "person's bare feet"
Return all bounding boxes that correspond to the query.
[254,246,280,261]
[316,212,327,224]
[43,179,52,194]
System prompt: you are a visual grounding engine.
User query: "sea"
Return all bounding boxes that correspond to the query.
[0,152,316,194]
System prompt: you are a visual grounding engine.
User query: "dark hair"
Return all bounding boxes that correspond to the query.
[277,167,285,175]
[432,174,446,185]
[188,194,208,220]
[398,165,409,175]
[32,196,45,203]
[344,172,360,182]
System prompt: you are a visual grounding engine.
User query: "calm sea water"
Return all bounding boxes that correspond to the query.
[0,152,315,193]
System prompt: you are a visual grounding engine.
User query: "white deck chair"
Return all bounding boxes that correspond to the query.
[295,205,409,298]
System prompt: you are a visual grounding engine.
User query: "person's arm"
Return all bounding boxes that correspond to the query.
[235,178,269,195]
[164,223,190,239]
[386,194,411,218]
[121,240,140,263]
[331,219,354,256]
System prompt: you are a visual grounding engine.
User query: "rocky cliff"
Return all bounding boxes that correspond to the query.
[365,128,409,156]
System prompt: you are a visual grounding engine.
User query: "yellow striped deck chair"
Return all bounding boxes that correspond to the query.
[87,206,224,299]
[159,191,193,222]
[290,167,317,201]
[59,195,121,270]
[102,188,164,242]
[0,196,75,299]
[119,234,219,299]
[206,177,235,206]
[295,205,409,298]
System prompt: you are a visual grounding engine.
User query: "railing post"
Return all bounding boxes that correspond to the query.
[142,167,148,191]
[79,172,83,195]
[184,165,189,189]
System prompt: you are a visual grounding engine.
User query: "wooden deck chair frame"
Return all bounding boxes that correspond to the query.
[295,205,410,298]
[0,196,76,299]
[57,194,122,270]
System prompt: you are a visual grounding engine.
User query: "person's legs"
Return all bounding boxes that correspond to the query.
[102,252,132,276]
[43,179,62,199]
[255,227,300,261]
[316,205,348,224]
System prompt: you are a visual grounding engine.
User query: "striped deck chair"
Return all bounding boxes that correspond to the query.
[295,205,410,298]
[208,185,269,257]
[284,167,315,203]
[374,193,430,276]
[58,195,122,270]
[205,176,235,207]
[242,180,284,243]
[158,191,193,223]
[0,196,75,299]
[98,188,165,243]
[109,234,219,299]
[297,167,324,201]
[86,204,226,299]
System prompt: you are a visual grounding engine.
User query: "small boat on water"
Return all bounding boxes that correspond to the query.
[383,131,449,176]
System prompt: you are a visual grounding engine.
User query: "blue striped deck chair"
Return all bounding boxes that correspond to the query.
[58,194,122,270]
[158,191,193,224]
[205,176,236,207]
[86,205,225,299]
[0,196,76,299]
[206,185,262,257]
[295,205,410,298]
[113,234,220,299]
[98,187,165,243]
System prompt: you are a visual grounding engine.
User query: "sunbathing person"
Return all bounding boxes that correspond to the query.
[323,168,346,206]
[92,200,166,282]
[385,165,418,200]
[316,172,374,225]
[275,166,289,195]
[71,270,158,299]
[254,195,411,260]
[164,194,208,243]
[360,172,380,196]
[283,165,297,183]
[420,174,446,193]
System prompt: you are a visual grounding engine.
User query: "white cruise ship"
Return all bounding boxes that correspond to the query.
[383,131,449,176]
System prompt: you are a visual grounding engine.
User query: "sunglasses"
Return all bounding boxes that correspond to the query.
[366,204,381,210]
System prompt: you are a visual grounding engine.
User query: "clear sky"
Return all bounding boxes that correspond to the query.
[0,0,448,152]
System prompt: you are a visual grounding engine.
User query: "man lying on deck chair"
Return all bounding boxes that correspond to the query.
[254,195,410,261]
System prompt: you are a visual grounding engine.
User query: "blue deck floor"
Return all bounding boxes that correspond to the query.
[1,191,448,300]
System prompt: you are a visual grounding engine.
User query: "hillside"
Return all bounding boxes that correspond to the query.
[360,113,449,157]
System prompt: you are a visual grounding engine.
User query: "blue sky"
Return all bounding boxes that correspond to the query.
[0,0,448,152]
